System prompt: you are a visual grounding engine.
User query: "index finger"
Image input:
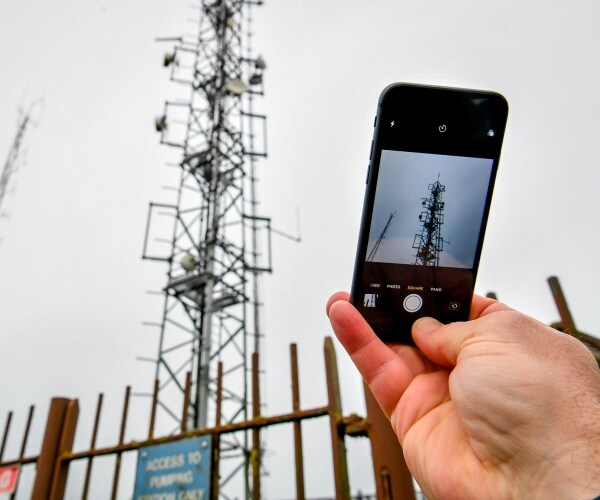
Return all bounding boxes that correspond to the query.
[327,294,430,417]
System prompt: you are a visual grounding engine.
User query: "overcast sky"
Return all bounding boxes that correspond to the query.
[1,1,600,498]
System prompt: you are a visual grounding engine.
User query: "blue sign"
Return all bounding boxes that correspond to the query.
[133,436,212,500]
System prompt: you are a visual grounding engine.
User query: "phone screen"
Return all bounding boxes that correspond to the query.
[351,84,508,343]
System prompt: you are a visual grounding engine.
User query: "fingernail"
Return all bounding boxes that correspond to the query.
[414,317,442,334]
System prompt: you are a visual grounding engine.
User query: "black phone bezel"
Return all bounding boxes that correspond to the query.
[350,83,508,344]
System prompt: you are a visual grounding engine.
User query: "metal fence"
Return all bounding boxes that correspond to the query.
[0,338,415,499]
[1,276,593,499]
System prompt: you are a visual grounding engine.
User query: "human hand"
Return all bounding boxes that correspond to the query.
[327,292,600,499]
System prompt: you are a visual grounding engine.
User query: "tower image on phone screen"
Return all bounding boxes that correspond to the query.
[368,151,493,268]
[351,84,508,343]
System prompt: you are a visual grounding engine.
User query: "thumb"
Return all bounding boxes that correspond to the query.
[413,299,513,367]
[412,317,469,367]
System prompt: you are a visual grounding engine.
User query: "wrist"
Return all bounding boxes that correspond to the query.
[533,439,600,500]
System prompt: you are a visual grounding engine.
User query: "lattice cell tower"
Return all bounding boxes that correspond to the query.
[413,175,446,266]
[142,0,270,493]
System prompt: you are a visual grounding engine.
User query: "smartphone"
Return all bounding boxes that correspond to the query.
[350,83,508,344]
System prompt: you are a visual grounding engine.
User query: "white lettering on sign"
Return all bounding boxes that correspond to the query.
[145,454,185,472]
[149,471,194,488]
[187,450,201,465]
[179,489,205,500]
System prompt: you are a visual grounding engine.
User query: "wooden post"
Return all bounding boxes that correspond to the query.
[324,337,351,499]
[364,385,415,499]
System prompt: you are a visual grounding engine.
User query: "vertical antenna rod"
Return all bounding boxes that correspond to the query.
[0,113,30,216]
[367,212,394,262]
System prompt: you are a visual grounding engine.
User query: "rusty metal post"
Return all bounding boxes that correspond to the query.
[32,398,74,499]
[181,372,192,433]
[82,394,103,500]
[48,399,79,500]
[363,385,415,500]
[110,386,130,500]
[148,379,159,439]
[251,352,261,500]
[324,337,351,499]
[548,276,577,334]
[10,405,35,500]
[18,406,34,460]
[547,276,600,363]
[0,410,13,462]
[210,362,223,500]
[290,343,306,500]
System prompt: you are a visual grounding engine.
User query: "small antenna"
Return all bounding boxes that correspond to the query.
[367,211,395,262]
[0,99,43,222]
[271,207,302,242]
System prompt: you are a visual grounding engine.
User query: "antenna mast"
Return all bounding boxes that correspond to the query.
[142,0,270,495]
[413,175,446,266]
[0,112,30,217]
[367,212,394,262]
